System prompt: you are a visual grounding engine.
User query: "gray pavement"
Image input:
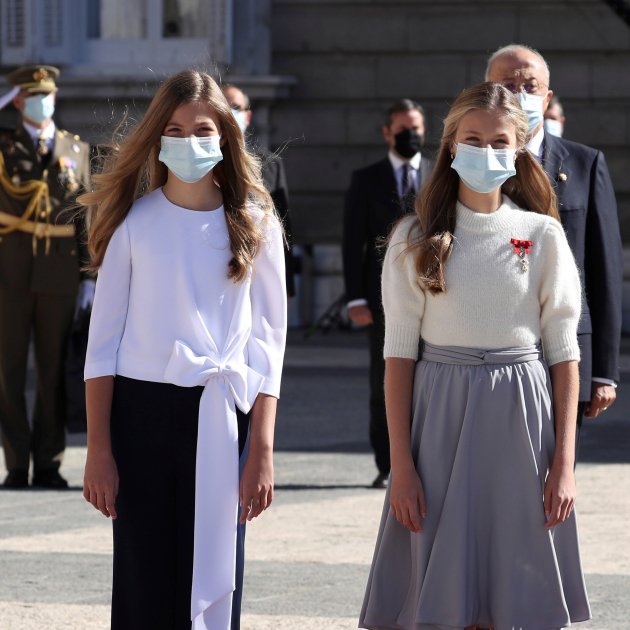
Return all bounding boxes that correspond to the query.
[1,330,629,629]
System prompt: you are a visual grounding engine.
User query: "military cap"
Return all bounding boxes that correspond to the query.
[7,65,59,94]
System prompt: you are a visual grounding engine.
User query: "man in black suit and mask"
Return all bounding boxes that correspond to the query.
[486,45,623,446]
[342,99,434,488]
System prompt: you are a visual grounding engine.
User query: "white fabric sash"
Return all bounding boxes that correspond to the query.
[164,338,264,629]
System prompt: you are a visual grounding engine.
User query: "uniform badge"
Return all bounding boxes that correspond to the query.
[59,156,79,192]
[510,238,533,273]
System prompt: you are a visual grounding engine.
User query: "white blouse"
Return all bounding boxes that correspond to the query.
[85,187,287,629]
[85,187,286,395]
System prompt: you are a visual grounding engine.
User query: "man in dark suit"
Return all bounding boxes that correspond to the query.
[222,84,295,298]
[342,99,434,488]
[0,65,91,489]
[486,45,623,439]
[222,82,295,630]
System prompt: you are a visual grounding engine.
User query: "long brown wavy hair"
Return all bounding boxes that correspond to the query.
[407,81,558,294]
[80,70,274,281]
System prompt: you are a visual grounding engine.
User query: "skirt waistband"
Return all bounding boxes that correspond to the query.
[421,342,542,366]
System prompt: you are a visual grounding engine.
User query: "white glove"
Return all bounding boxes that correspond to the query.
[76,279,96,311]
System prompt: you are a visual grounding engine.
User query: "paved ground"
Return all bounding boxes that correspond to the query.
[0,330,629,629]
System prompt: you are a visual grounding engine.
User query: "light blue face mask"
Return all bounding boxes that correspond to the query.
[451,143,517,194]
[158,135,223,183]
[517,93,545,134]
[543,118,563,138]
[231,108,248,134]
[24,93,56,124]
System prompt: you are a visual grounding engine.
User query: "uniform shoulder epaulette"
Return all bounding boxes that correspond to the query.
[58,128,89,150]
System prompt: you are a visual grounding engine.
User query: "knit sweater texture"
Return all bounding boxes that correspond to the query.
[382,195,581,365]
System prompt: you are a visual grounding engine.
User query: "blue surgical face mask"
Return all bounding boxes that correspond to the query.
[543,118,563,138]
[451,143,517,194]
[231,109,248,134]
[517,92,545,134]
[24,93,56,124]
[158,135,223,183]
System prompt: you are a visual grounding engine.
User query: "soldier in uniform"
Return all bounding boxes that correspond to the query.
[0,65,91,489]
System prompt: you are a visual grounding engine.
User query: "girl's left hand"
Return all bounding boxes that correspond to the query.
[239,448,274,524]
[543,462,576,528]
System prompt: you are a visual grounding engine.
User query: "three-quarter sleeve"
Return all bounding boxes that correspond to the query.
[247,214,287,398]
[84,220,132,379]
[539,219,582,366]
[382,218,425,360]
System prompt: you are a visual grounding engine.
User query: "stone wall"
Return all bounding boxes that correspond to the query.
[268,0,630,324]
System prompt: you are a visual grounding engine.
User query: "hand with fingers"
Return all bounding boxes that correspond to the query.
[543,462,576,529]
[83,450,119,519]
[348,304,374,326]
[583,383,616,419]
[389,464,426,533]
[239,448,274,524]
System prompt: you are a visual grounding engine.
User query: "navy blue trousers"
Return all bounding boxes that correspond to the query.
[110,376,249,630]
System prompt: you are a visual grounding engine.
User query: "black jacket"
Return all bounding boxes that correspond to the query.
[543,133,623,399]
[342,155,434,313]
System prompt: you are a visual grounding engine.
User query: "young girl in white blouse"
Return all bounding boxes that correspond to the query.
[360,82,591,630]
[81,70,286,630]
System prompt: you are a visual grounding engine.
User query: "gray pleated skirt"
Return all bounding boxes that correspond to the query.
[359,343,591,630]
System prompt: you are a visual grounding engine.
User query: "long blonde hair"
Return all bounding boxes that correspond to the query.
[81,70,274,281]
[408,81,558,294]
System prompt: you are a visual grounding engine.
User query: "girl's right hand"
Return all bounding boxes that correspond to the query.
[83,450,119,519]
[389,465,426,533]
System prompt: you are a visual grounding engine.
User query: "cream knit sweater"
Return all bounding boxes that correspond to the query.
[382,195,581,365]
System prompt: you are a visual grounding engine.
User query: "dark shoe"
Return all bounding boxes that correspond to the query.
[2,470,29,489]
[371,472,389,489]
[32,470,68,489]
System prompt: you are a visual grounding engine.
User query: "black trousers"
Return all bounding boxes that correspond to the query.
[110,376,249,630]
[0,287,74,473]
[367,311,390,475]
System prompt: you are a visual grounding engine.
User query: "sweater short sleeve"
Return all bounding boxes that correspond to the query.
[539,219,582,366]
[382,217,425,360]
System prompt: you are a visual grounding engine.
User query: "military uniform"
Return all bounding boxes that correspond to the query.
[0,65,90,486]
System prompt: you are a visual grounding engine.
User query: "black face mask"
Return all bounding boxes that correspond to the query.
[393,128,424,159]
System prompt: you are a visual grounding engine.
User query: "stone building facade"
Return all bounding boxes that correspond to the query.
[2,0,629,325]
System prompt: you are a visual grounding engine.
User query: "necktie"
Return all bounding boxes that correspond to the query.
[401,163,411,197]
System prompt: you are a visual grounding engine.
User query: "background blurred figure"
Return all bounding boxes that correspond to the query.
[544,95,566,137]
[486,44,623,450]
[342,99,434,489]
[0,65,91,489]
[222,84,295,298]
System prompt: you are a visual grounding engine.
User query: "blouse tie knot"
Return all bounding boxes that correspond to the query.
[164,339,265,627]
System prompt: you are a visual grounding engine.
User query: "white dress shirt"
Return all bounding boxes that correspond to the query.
[526,126,545,161]
[22,119,56,152]
[388,150,422,196]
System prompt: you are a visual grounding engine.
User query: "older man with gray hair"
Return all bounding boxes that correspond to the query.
[486,44,623,452]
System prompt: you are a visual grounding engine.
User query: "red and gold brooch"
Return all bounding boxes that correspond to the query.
[510,238,534,273]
